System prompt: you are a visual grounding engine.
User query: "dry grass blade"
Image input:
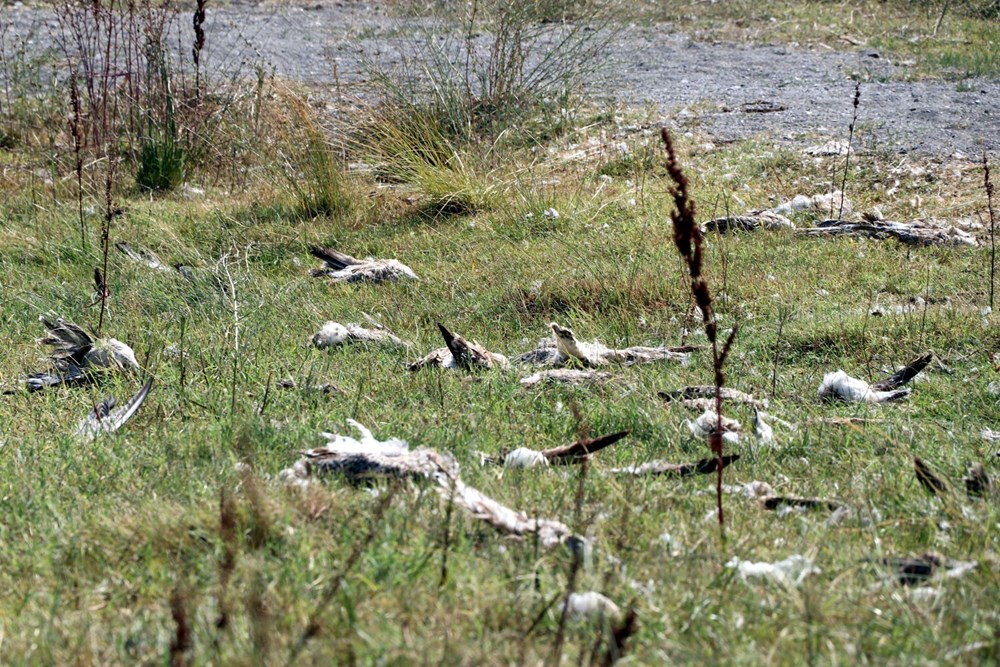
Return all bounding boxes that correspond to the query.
[914,457,949,497]
[661,127,734,533]
[286,486,399,664]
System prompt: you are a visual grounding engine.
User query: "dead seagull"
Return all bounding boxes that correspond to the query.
[867,552,977,586]
[75,378,153,442]
[480,431,630,469]
[312,321,405,349]
[818,353,932,403]
[515,322,691,368]
[115,241,172,272]
[13,316,139,392]
[280,421,575,549]
[409,323,508,371]
[518,368,615,388]
[309,246,417,283]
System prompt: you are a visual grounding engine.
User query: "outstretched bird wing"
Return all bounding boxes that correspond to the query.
[75,378,154,441]
[871,353,933,391]
[310,247,360,271]
[38,316,94,369]
[437,323,495,370]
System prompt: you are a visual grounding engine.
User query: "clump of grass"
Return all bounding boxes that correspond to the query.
[274,92,351,219]
[360,102,502,216]
[370,0,614,151]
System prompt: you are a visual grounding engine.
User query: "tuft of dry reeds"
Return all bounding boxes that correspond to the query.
[661,128,737,535]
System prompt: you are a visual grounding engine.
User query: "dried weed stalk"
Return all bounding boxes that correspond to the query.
[661,128,737,535]
[169,584,193,667]
[837,83,861,220]
[984,151,995,309]
[192,0,207,101]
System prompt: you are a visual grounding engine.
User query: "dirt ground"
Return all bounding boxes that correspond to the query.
[4,1,998,156]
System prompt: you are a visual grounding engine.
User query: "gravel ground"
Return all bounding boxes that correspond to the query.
[4,1,998,156]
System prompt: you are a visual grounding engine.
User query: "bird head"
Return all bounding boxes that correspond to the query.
[312,322,349,348]
[548,322,576,344]
[106,338,139,370]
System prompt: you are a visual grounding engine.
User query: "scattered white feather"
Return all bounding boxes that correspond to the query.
[773,190,851,216]
[561,592,621,620]
[753,408,774,445]
[504,448,549,469]
[981,427,1000,442]
[727,554,820,587]
[686,409,741,443]
[318,419,409,456]
[724,479,774,500]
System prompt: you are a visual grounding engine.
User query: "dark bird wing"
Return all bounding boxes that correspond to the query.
[871,353,933,391]
[38,316,94,369]
[310,247,360,271]
[76,378,153,441]
[541,431,630,464]
[613,454,739,477]
[760,495,841,511]
[914,456,949,496]
[437,323,494,370]
[964,463,991,498]
[869,554,942,586]
[26,364,89,391]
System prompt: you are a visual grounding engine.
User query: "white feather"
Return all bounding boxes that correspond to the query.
[504,448,549,469]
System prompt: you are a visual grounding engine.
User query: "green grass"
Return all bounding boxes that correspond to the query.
[630,0,1000,80]
[1,116,999,663]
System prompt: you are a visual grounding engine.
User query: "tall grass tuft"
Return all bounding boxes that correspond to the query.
[661,128,737,537]
[276,93,351,219]
[359,102,502,216]
[367,0,613,150]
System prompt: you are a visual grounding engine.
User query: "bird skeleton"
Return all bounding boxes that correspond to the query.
[514,323,692,369]
[410,324,509,371]
[22,316,139,392]
[818,353,932,403]
[519,368,615,388]
[703,210,795,233]
[281,421,576,549]
[310,247,418,283]
[75,378,153,442]
[115,241,172,272]
[659,385,768,409]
